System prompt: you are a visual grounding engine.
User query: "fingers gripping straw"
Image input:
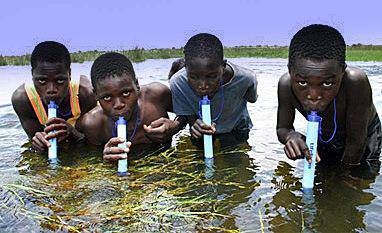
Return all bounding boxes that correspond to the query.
[200,96,213,158]
[302,111,321,190]
[48,101,58,160]
[117,116,128,176]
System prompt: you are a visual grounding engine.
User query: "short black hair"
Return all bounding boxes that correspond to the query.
[289,24,346,68]
[31,41,71,70]
[90,52,136,90]
[184,33,224,66]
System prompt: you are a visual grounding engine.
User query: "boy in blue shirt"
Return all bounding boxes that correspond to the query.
[169,33,258,142]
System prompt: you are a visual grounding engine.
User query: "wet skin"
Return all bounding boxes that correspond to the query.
[79,73,176,162]
[184,57,234,139]
[277,58,377,165]
[11,61,96,153]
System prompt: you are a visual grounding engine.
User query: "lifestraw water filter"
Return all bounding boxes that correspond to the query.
[302,111,321,190]
[48,101,57,160]
[117,116,128,176]
[200,96,213,158]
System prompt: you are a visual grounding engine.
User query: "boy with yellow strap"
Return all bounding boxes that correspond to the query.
[12,41,97,153]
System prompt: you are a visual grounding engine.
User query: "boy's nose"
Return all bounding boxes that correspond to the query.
[46,82,57,96]
[307,87,322,100]
[113,98,125,110]
[199,80,209,90]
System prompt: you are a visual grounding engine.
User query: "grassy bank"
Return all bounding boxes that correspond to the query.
[0,45,381,66]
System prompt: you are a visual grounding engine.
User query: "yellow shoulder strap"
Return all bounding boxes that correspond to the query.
[24,84,48,125]
[67,81,81,126]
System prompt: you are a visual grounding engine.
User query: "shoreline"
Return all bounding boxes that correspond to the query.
[1,45,382,66]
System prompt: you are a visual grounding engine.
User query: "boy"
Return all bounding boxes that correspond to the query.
[12,41,97,153]
[169,33,258,142]
[277,24,381,167]
[80,52,178,161]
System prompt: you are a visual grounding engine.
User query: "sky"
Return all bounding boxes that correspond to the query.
[1,0,382,55]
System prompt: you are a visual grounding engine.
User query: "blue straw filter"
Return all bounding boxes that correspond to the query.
[48,101,58,160]
[117,116,128,176]
[200,96,213,158]
[302,111,321,190]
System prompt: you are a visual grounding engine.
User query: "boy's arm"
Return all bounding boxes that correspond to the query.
[70,75,97,142]
[12,86,51,152]
[168,58,185,79]
[243,73,258,103]
[342,69,372,165]
[78,75,97,114]
[11,85,44,138]
[77,107,104,146]
[276,74,311,161]
[143,82,185,142]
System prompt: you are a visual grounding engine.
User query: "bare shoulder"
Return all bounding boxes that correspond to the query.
[78,75,97,112]
[278,72,292,91]
[81,105,106,129]
[11,84,33,116]
[344,66,368,84]
[141,82,170,101]
[79,105,109,145]
[78,75,95,97]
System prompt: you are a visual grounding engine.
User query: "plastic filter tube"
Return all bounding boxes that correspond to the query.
[302,111,321,190]
[200,96,213,158]
[48,101,57,160]
[117,116,128,176]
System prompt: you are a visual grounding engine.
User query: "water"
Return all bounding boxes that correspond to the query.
[0,58,381,232]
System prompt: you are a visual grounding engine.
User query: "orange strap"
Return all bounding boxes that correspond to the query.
[25,85,48,125]
[67,81,81,126]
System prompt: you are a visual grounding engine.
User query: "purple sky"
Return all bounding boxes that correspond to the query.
[1,0,381,55]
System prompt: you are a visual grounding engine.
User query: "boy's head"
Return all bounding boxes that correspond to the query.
[288,24,347,112]
[91,52,139,121]
[31,41,71,106]
[184,33,226,98]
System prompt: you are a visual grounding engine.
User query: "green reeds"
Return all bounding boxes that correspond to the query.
[2,45,382,66]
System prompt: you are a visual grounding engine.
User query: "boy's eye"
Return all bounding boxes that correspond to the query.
[122,91,130,97]
[297,81,307,87]
[323,82,333,87]
[189,75,197,80]
[103,96,111,101]
[38,79,46,84]
[57,80,65,84]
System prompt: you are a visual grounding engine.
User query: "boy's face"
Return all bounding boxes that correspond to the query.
[32,61,71,106]
[289,58,345,112]
[95,73,139,121]
[185,57,225,98]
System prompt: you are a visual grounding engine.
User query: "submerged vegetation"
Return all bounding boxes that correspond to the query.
[1,44,382,66]
[0,137,264,232]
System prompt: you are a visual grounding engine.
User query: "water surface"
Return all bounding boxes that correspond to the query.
[0,58,381,232]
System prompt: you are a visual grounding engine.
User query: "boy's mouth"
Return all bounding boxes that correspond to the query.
[112,111,132,122]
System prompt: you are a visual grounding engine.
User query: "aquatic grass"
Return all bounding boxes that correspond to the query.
[259,209,265,233]
[4,136,262,231]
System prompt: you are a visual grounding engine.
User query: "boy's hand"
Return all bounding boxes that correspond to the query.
[143,117,177,143]
[284,132,321,163]
[103,137,131,162]
[44,117,75,142]
[190,119,216,139]
[32,131,50,153]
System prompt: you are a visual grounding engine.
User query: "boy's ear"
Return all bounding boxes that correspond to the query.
[68,68,72,80]
[342,63,347,72]
[222,59,227,68]
[135,79,140,93]
[287,63,291,73]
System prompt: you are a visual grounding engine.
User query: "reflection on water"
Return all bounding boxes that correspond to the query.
[0,58,381,232]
